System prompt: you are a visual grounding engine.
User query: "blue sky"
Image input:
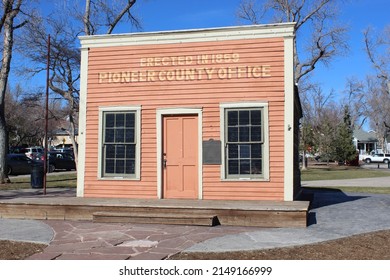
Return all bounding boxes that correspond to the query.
[132,0,389,96]
[17,0,389,100]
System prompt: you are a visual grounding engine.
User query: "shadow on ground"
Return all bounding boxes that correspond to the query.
[300,188,368,226]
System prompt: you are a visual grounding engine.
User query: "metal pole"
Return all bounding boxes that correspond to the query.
[43,34,50,195]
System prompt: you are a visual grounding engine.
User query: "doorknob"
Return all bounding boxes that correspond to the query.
[163,153,167,169]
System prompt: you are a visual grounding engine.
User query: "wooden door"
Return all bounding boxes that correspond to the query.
[163,115,198,199]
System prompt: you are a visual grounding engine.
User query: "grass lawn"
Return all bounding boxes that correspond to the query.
[301,165,390,194]
[327,186,390,194]
[2,172,77,190]
[301,166,390,181]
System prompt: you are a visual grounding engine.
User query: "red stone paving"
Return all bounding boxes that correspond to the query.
[26,220,256,260]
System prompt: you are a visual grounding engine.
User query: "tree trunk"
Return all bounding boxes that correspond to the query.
[68,113,78,168]
[301,149,307,170]
[0,9,15,184]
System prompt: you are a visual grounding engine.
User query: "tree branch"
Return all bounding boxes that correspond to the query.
[364,27,389,82]
[83,0,92,35]
[107,0,137,34]
[296,0,331,30]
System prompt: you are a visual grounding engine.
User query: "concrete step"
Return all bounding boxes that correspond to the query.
[92,211,220,226]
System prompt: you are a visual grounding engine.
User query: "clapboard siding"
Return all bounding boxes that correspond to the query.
[83,37,286,200]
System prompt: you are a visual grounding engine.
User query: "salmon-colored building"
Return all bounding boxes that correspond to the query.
[77,23,302,202]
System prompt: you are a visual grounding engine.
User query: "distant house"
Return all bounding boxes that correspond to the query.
[353,128,378,159]
[49,129,78,149]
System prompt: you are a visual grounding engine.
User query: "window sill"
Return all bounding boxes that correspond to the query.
[221,178,270,182]
[98,176,140,181]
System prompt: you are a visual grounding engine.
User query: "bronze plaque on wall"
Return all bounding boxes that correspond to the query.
[203,140,222,165]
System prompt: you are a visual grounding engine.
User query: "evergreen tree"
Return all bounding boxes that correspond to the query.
[333,106,358,164]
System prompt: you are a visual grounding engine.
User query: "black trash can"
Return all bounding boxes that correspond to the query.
[31,162,44,189]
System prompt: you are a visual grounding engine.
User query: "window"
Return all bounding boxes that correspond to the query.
[99,106,141,179]
[221,103,269,180]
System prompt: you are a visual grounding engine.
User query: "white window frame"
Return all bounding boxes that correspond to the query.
[220,102,269,181]
[98,105,141,180]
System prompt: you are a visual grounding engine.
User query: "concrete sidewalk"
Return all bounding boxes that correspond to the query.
[0,219,54,244]
[184,189,390,252]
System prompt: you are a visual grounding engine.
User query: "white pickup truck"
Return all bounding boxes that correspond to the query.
[363,153,390,164]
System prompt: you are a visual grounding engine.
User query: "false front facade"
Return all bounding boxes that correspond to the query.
[77,23,302,202]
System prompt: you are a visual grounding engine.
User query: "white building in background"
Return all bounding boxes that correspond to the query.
[353,128,378,160]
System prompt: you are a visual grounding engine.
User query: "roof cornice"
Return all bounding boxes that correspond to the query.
[79,23,296,49]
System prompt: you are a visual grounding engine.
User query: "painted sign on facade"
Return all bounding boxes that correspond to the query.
[98,52,271,84]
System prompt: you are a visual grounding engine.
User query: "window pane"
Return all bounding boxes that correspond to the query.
[251,126,262,141]
[227,111,238,126]
[228,144,238,159]
[116,114,125,127]
[251,144,262,158]
[105,114,115,128]
[115,129,125,143]
[251,110,261,125]
[228,127,238,142]
[126,113,135,128]
[239,127,249,142]
[116,145,125,158]
[116,160,125,173]
[105,129,115,142]
[239,110,249,125]
[106,145,115,158]
[125,128,135,143]
[228,160,239,174]
[125,160,135,174]
[105,159,115,173]
[126,145,135,159]
[251,160,262,174]
[240,160,250,174]
[240,145,250,158]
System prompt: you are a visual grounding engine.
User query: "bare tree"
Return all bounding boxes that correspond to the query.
[362,26,390,152]
[364,76,390,153]
[238,0,349,85]
[342,77,368,129]
[82,0,140,35]
[19,0,140,167]
[238,0,349,169]
[0,0,30,184]
[6,85,43,146]
[363,25,390,94]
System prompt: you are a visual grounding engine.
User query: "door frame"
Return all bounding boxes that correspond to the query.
[156,108,203,199]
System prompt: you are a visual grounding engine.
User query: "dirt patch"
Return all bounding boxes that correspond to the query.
[0,240,46,260]
[168,229,390,260]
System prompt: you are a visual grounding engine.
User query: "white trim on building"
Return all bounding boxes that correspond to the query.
[283,34,295,201]
[79,23,296,49]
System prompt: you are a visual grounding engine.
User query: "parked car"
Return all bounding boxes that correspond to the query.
[6,154,33,175]
[52,147,74,154]
[48,152,76,172]
[363,153,390,164]
[33,151,76,172]
[24,146,44,159]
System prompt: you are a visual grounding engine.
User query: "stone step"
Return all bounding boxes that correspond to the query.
[92,211,220,226]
